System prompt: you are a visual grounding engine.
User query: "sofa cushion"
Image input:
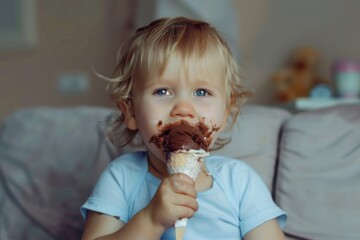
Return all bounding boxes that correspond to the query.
[0,106,118,240]
[213,105,291,190]
[275,104,360,240]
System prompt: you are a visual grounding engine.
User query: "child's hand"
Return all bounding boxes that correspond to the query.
[144,173,198,231]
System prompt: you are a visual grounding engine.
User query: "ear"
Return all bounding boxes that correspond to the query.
[118,100,138,130]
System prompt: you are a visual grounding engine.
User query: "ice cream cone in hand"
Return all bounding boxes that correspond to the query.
[167,149,208,240]
[150,120,215,240]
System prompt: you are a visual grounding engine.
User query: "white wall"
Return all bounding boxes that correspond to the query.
[235,0,360,104]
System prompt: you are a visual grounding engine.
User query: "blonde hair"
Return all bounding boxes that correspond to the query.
[106,17,252,149]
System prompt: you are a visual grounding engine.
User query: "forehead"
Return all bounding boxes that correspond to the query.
[138,46,226,84]
[162,51,225,80]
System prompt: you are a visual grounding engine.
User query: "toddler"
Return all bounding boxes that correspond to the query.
[81,17,287,240]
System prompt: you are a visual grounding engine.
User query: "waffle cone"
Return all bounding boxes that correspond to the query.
[167,149,208,180]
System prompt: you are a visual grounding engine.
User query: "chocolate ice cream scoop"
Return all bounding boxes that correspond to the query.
[162,121,207,152]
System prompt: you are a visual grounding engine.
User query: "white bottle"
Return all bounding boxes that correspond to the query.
[333,60,360,99]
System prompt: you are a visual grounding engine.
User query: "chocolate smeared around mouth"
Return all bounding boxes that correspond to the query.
[149,120,218,153]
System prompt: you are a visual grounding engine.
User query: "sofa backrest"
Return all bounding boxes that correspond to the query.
[0,104,290,239]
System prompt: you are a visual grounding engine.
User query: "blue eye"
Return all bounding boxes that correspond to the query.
[153,88,170,96]
[195,89,209,96]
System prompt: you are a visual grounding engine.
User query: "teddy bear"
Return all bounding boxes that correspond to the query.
[272,46,324,103]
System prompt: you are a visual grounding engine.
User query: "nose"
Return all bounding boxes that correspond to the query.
[170,100,196,119]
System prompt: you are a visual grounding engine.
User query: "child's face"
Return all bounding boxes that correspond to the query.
[128,55,229,163]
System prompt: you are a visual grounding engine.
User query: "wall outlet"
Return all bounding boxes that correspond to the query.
[57,72,90,93]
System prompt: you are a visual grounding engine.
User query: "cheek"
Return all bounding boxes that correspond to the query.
[133,104,163,142]
[198,102,228,128]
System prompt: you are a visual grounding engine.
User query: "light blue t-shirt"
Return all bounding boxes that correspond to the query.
[81,151,286,239]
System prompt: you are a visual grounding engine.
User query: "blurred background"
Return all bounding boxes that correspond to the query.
[1,0,360,121]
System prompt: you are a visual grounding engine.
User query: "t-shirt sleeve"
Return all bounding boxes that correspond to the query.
[237,164,287,236]
[80,161,129,222]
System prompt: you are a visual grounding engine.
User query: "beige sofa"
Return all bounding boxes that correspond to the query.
[0,104,359,240]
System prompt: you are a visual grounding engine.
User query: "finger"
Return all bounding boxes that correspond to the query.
[175,195,199,211]
[172,196,199,219]
[170,173,194,185]
[170,179,197,198]
[174,205,196,219]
